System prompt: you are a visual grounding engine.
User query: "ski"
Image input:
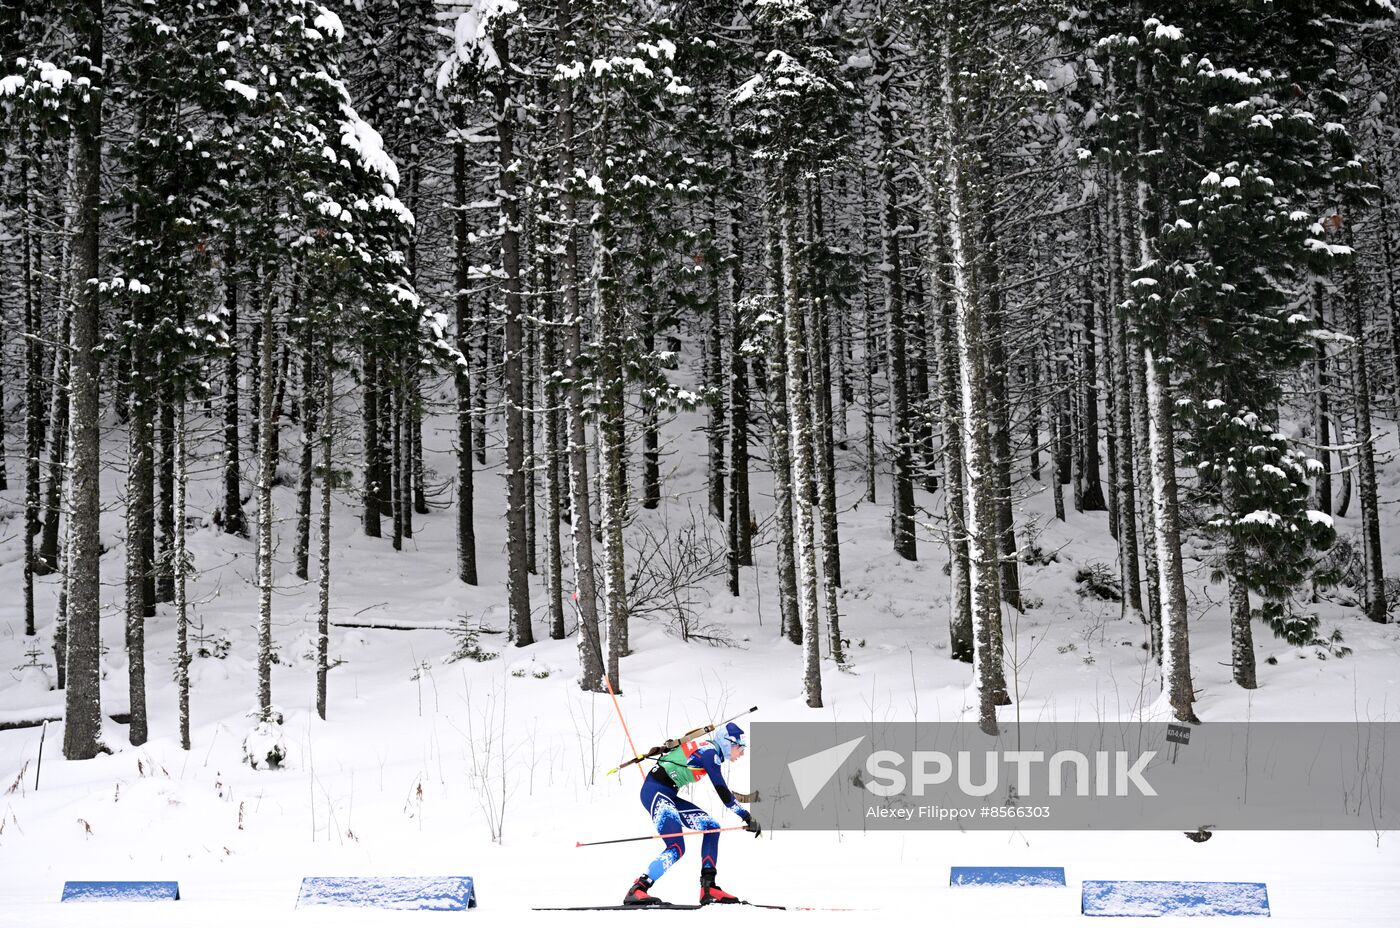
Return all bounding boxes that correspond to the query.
[532,901,860,912]
[748,903,868,911]
[532,903,704,911]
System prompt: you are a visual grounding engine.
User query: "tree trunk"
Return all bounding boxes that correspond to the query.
[1374,151,1400,414]
[939,25,1007,733]
[881,90,916,562]
[391,376,404,551]
[270,337,288,480]
[541,231,567,640]
[1108,184,1143,619]
[38,312,69,575]
[452,107,478,585]
[979,215,1022,613]
[931,230,974,662]
[175,400,191,749]
[412,390,427,515]
[375,360,393,518]
[1312,283,1333,515]
[594,240,627,681]
[222,241,248,539]
[64,0,105,760]
[766,203,801,646]
[294,330,318,581]
[362,345,382,537]
[1050,359,1066,523]
[494,27,533,647]
[556,0,604,690]
[1223,473,1257,689]
[779,165,823,709]
[808,183,843,596]
[1027,354,1041,481]
[256,280,277,721]
[400,378,414,540]
[1143,347,1198,722]
[250,319,261,457]
[727,170,753,593]
[640,291,661,510]
[1120,181,1162,650]
[1079,208,1107,512]
[125,306,153,747]
[156,377,175,603]
[524,304,537,567]
[22,159,43,635]
[317,332,334,720]
[910,266,937,494]
[1344,226,1387,624]
[474,316,488,467]
[807,182,844,660]
[863,268,879,504]
[707,204,726,522]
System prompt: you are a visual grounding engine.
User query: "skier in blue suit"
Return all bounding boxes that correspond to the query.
[623,722,760,905]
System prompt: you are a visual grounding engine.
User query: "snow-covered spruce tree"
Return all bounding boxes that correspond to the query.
[546,0,605,692]
[1,0,107,759]
[438,89,479,588]
[757,206,803,647]
[1333,9,1399,625]
[1,5,69,640]
[566,6,703,686]
[220,0,422,731]
[1088,1,1391,703]
[1359,30,1400,411]
[667,0,759,592]
[915,0,1052,623]
[928,226,974,662]
[918,0,1020,734]
[440,0,534,646]
[875,10,917,563]
[104,1,238,745]
[1177,152,1351,684]
[732,0,855,708]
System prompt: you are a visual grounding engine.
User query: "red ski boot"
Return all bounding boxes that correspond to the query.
[624,874,662,906]
[699,868,741,905]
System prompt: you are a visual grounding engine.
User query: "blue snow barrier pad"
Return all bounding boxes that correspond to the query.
[950,867,1066,887]
[296,876,477,911]
[61,881,180,902]
[1082,880,1270,917]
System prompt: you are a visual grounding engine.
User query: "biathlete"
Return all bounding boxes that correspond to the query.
[623,722,761,906]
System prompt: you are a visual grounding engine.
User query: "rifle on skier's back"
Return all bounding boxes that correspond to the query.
[607,706,759,777]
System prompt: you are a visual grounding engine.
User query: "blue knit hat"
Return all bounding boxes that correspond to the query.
[712,722,747,755]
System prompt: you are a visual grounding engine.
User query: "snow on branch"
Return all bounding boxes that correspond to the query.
[437,0,518,90]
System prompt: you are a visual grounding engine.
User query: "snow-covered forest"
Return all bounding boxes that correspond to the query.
[2,0,1400,923]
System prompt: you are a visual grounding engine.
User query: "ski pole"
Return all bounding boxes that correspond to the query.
[607,705,760,776]
[572,589,644,777]
[35,720,47,791]
[575,826,748,848]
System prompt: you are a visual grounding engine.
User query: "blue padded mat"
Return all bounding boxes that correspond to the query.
[61,881,180,902]
[1082,880,1269,917]
[951,866,1067,887]
[297,876,477,910]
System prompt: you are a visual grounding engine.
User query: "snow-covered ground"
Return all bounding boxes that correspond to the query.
[2,391,1399,926]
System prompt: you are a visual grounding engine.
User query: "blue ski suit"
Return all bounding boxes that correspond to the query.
[639,738,750,883]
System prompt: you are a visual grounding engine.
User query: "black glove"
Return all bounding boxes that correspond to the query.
[744,817,762,837]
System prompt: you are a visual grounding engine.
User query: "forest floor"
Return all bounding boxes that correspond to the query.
[1,385,1399,925]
